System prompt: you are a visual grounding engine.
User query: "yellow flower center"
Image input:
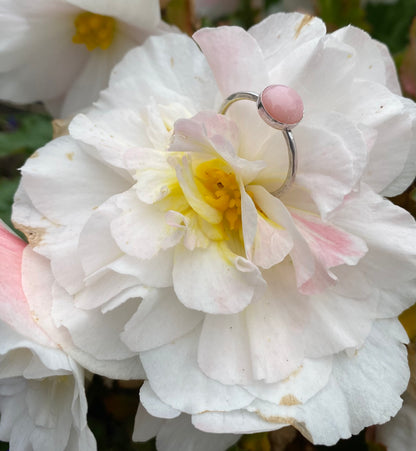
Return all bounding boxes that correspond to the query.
[72,12,116,51]
[195,159,241,230]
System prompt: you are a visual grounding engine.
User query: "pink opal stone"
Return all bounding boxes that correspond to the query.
[261,84,304,125]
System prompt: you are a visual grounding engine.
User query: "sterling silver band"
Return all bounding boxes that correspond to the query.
[219,89,300,197]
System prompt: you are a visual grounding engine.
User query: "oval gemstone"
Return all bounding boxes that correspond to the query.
[261,84,304,126]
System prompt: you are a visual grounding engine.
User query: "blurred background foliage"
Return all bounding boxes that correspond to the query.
[0,0,415,450]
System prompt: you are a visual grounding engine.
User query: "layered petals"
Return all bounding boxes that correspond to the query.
[10,12,416,450]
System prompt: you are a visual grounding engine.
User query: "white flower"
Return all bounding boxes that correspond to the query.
[0,0,163,117]
[0,222,95,451]
[133,402,239,451]
[375,342,416,450]
[13,12,416,447]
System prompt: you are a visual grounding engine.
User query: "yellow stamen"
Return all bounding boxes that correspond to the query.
[195,159,241,230]
[72,12,116,51]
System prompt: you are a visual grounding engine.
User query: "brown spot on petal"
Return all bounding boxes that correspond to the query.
[52,118,70,138]
[256,412,313,443]
[30,151,39,159]
[30,310,39,322]
[66,152,74,161]
[13,224,45,247]
[295,15,313,39]
[281,365,303,383]
[279,394,301,406]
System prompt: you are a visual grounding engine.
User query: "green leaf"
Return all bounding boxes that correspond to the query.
[317,0,370,31]
[0,112,52,158]
[365,0,416,54]
[0,177,20,230]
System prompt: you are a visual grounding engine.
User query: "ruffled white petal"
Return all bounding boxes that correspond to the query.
[173,242,264,314]
[250,319,409,445]
[122,288,204,352]
[140,327,255,414]
[133,406,239,451]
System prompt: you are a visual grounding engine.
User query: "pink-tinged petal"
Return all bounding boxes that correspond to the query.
[169,112,240,158]
[140,327,255,414]
[249,213,293,269]
[173,241,264,314]
[121,288,203,352]
[21,245,144,379]
[290,210,367,270]
[193,27,269,97]
[0,222,52,347]
[249,185,335,294]
[170,112,266,184]
[12,183,86,296]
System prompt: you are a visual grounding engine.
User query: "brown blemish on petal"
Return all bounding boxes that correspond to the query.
[13,224,45,247]
[295,15,313,39]
[66,152,74,161]
[280,394,301,406]
[281,365,303,383]
[30,311,39,322]
[256,411,313,442]
[30,151,39,159]
[170,57,174,68]
[52,118,70,138]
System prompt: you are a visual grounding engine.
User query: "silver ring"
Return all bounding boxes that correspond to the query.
[219,85,303,197]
